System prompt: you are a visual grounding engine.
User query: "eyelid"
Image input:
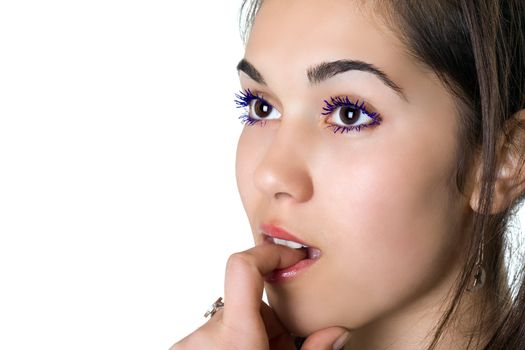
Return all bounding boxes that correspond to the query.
[241,87,282,112]
[240,88,381,117]
[236,88,383,130]
[319,95,383,133]
[321,95,380,117]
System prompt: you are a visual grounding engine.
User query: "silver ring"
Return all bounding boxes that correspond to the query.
[204,297,224,318]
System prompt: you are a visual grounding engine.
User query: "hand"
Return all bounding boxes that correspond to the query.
[170,244,351,350]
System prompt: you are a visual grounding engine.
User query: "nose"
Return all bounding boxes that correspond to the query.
[253,120,314,204]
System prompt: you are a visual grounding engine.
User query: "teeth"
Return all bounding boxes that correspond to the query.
[271,237,308,249]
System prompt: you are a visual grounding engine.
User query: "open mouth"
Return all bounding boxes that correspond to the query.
[262,234,322,283]
[265,235,322,260]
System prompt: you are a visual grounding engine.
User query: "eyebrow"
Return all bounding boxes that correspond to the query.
[236,58,408,102]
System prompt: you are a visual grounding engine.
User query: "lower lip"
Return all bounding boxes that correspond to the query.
[265,257,318,283]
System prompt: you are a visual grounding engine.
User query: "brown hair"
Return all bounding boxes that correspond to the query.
[238,0,525,349]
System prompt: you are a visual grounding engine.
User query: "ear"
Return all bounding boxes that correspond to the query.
[470,110,525,214]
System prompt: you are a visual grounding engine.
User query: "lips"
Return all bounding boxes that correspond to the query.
[259,222,322,283]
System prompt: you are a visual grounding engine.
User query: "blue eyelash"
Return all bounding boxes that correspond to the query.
[234,88,258,108]
[321,96,382,134]
[234,89,271,126]
[234,89,382,133]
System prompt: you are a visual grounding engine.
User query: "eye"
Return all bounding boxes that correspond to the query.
[248,98,281,120]
[321,96,382,134]
[234,89,281,126]
[234,90,382,133]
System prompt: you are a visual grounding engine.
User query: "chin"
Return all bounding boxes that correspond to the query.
[278,315,320,337]
[266,287,372,337]
[268,294,337,337]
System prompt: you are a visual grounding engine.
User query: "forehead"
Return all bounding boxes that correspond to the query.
[244,0,414,88]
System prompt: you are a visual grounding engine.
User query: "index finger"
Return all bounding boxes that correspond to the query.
[223,244,306,326]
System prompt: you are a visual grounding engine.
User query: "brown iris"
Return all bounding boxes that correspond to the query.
[339,106,360,125]
[253,99,273,118]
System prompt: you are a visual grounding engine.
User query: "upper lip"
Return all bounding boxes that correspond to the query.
[259,222,312,247]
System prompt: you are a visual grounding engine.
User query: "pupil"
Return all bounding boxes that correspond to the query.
[255,100,272,118]
[340,106,360,124]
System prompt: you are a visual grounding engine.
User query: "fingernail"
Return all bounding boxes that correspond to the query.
[332,331,350,350]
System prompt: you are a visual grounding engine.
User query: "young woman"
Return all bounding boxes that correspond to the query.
[172,0,525,349]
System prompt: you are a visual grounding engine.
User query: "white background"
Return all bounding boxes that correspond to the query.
[0,1,523,349]
[0,1,246,349]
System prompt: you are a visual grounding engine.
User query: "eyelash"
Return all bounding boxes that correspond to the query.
[322,96,382,133]
[234,89,382,134]
[234,89,264,126]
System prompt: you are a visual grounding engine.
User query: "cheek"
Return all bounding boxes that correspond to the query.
[235,113,469,331]
[235,127,267,224]
[235,129,252,211]
[331,155,457,273]
[319,128,466,321]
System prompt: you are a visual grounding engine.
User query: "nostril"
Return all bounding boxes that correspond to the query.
[275,192,290,199]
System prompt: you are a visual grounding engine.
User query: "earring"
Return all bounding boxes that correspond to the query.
[467,235,486,292]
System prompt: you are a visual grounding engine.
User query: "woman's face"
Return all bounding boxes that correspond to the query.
[235,0,473,335]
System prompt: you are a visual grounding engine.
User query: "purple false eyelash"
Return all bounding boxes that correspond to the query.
[234,89,269,126]
[321,96,382,134]
[321,96,379,119]
[234,88,260,108]
[234,90,382,133]
[238,114,262,126]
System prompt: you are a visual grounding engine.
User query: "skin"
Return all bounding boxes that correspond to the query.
[236,0,478,348]
[172,0,525,349]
